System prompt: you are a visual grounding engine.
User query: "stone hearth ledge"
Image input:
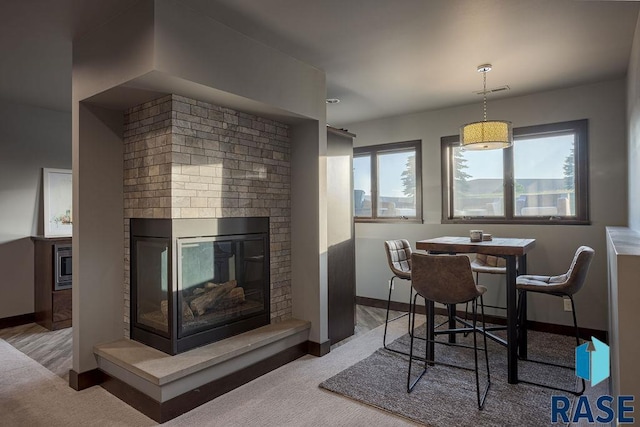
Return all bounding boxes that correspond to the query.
[94,318,310,402]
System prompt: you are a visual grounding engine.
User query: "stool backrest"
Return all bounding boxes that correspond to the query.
[384,239,412,279]
[411,253,480,305]
[475,253,506,268]
[553,246,595,295]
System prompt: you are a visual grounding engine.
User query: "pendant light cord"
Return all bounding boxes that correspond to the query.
[483,71,487,122]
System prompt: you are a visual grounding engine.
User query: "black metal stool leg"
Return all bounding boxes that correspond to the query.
[384,277,427,358]
[384,276,411,349]
[570,296,586,395]
[518,290,528,359]
[407,293,426,392]
[515,291,585,396]
[472,298,481,408]
[464,270,480,337]
[383,276,395,349]
[517,290,525,358]
[479,295,490,409]
[407,287,413,335]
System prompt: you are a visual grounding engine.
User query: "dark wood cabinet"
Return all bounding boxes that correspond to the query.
[327,127,356,344]
[33,237,72,330]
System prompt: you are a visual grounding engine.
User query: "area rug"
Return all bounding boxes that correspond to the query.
[320,319,577,426]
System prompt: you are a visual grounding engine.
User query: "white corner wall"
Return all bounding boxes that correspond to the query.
[347,78,627,332]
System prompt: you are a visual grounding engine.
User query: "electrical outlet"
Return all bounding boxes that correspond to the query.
[563,298,572,312]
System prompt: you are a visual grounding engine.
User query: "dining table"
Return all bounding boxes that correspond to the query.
[415,236,536,384]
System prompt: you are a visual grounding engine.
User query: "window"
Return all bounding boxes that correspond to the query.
[354,140,422,222]
[442,119,589,224]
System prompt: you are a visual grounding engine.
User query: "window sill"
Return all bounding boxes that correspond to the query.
[442,217,591,226]
[355,218,424,224]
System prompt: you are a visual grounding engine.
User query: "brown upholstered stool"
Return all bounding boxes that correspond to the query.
[516,246,595,395]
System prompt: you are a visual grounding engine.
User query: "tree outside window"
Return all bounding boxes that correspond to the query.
[442,119,588,224]
[354,141,422,222]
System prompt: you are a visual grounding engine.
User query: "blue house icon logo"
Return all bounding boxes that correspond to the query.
[576,337,610,386]
[552,338,632,424]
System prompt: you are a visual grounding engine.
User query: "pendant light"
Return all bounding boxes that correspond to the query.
[460,64,512,150]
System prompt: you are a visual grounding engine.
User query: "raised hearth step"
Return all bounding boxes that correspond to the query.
[93,318,310,418]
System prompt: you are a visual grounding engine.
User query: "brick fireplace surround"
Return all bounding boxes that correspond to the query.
[122,94,293,336]
[91,95,309,422]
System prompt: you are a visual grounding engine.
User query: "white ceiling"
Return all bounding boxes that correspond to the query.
[1,0,639,126]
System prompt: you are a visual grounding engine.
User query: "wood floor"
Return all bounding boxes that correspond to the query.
[331,304,404,349]
[0,322,73,382]
[0,305,401,381]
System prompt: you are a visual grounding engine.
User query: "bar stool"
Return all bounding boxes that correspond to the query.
[463,254,510,334]
[383,239,413,351]
[516,246,595,395]
[407,253,491,409]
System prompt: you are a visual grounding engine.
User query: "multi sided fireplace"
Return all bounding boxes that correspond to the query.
[130,217,270,355]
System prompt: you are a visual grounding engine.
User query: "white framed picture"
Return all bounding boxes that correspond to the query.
[43,168,72,237]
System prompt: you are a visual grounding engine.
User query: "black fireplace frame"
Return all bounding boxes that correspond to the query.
[130,217,270,355]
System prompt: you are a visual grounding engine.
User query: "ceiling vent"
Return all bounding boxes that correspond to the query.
[474,85,510,95]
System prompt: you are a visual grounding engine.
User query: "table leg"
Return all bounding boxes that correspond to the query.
[518,255,528,359]
[448,304,456,343]
[506,255,518,384]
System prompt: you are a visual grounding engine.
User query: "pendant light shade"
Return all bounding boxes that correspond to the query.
[461,64,512,150]
[460,120,512,150]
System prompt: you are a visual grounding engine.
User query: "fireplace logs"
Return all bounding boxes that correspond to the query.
[189,280,240,316]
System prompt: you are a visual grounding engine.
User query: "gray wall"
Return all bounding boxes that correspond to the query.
[347,78,627,332]
[628,13,640,233]
[0,101,71,318]
[72,0,327,372]
[607,10,640,400]
[291,120,328,344]
[72,104,124,373]
[154,0,325,120]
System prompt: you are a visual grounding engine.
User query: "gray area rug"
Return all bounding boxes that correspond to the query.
[320,319,577,426]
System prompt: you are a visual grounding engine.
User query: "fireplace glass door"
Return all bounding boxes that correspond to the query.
[130,217,270,354]
[135,238,170,335]
[178,235,267,337]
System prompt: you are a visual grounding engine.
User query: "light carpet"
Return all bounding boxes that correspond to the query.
[1,318,582,426]
[0,319,419,426]
[320,320,578,427]
[0,338,154,426]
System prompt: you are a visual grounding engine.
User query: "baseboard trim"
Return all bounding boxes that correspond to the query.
[100,341,308,423]
[356,296,607,343]
[525,320,607,343]
[0,313,35,329]
[69,368,106,391]
[307,340,331,357]
[101,374,163,421]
